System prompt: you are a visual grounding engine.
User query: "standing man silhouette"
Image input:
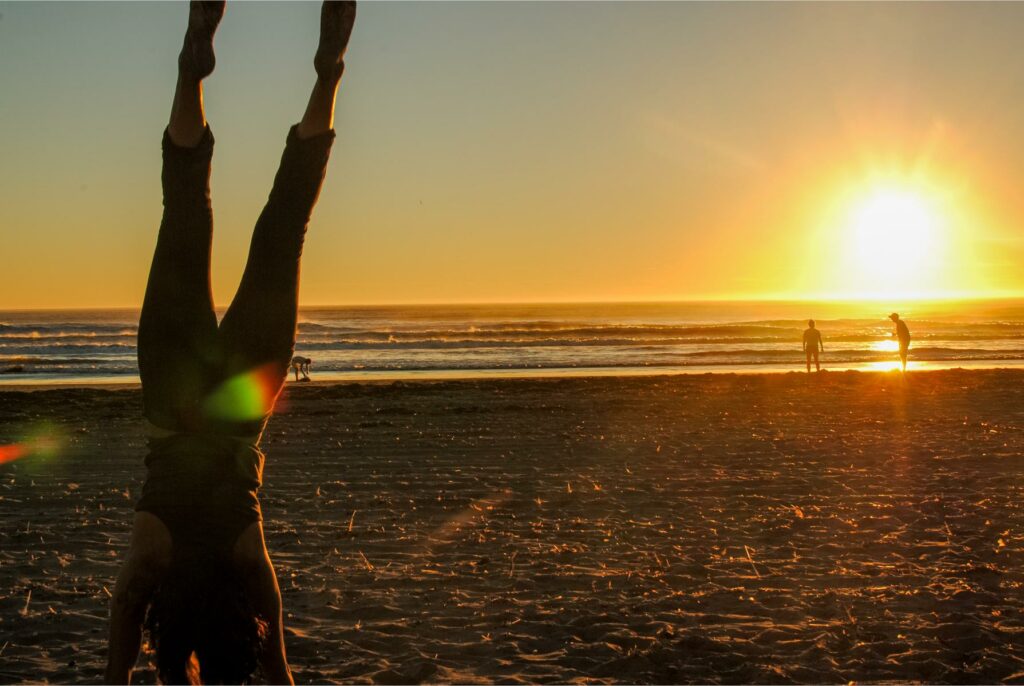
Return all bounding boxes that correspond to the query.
[889,312,911,372]
[802,319,824,373]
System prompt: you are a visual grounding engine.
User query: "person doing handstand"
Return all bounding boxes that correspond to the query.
[105,2,355,683]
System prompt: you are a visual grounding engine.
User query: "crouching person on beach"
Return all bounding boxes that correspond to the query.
[291,356,313,382]
[105,2,355,683]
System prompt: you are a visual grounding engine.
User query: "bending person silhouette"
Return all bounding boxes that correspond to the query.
[802,319,823,373]
[291,355,312,382]
[105,2,355,683]
[889,312,911,372]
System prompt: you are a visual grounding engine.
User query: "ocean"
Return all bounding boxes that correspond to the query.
[3,300,1024,385]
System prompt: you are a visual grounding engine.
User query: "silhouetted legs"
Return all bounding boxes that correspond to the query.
[218,1,354,422]
[137,128,220,431]
[215,125,334,422]
[139,1,355,434]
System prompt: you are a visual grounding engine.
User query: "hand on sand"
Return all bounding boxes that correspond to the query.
[314,1,357,82]
[179,0,226,81]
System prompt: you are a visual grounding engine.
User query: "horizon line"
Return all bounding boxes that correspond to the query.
[3,293,1024,314]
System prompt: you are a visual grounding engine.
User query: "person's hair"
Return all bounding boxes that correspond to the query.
[145,545,268,685]
[808,319,815,327]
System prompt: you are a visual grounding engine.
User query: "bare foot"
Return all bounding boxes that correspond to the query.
[314,0,356,82]
[178,0,226,81]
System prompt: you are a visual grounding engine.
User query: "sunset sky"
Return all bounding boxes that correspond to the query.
[2,1,1024,309]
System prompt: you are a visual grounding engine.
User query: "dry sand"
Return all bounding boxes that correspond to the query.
[1,369,1024,684]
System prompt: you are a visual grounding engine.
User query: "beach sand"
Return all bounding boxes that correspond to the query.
[1,369,1024,684]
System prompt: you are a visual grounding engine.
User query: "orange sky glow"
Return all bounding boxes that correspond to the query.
[1,2,1023,309]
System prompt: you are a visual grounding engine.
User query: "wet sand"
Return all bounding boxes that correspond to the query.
[1,369,1024,683]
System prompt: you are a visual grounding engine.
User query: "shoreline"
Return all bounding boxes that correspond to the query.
[3,358,1024,391]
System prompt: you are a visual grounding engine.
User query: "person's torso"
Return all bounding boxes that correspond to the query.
[139,431,265,546]
[145,432,262,483]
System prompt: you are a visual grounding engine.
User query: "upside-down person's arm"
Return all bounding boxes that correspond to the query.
[105,555,161,683]
[236,523,295,685]
[106,511,172,684]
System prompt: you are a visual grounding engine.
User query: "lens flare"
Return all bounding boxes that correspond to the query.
[0,444,29,465]
[0,428,64,465]
[201,362,283,422]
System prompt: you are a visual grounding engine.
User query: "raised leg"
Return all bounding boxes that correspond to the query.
[218,1,355,428]
[138,1,226,430]
[105,513,173,684]
[215,125,334,425]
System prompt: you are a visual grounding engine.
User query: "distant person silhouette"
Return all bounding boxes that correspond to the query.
[889,312,911,371]
[802,319,824,372]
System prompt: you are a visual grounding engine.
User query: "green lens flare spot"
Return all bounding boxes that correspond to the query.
[201,365,279,422]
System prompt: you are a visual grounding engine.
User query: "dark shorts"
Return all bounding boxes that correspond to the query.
[135,432,266,549]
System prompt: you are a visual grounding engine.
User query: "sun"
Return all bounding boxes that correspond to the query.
[840,183,948,297]
[802,157,998,301]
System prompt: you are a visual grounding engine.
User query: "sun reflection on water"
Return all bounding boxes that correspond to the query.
[871,339,900,353]
[865,359,904,372]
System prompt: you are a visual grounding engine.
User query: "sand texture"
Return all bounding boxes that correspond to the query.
[2,369,1024,683]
